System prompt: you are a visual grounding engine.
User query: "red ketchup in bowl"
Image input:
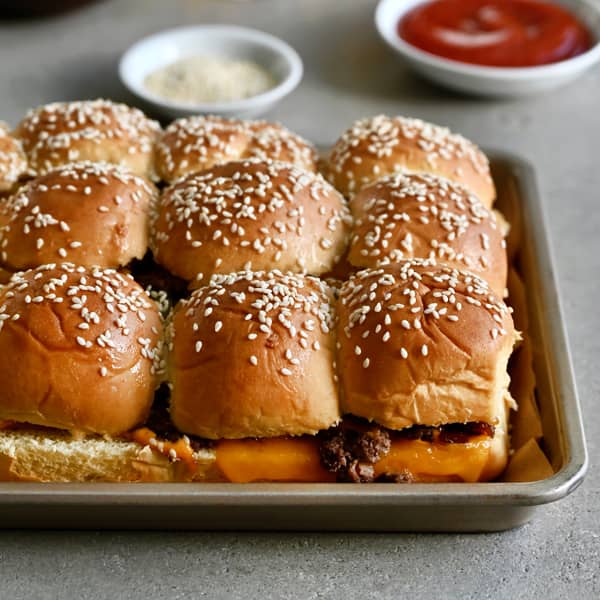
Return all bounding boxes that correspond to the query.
[397,0,593,67]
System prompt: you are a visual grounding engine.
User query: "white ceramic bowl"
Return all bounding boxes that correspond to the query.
[119,25,303,119]
[375,0,600,97]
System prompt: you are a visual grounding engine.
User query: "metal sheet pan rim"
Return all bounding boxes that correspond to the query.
[0,468,587,507]
[0,150,588,524]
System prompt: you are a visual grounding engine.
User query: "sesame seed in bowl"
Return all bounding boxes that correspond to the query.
[119,25,303,119]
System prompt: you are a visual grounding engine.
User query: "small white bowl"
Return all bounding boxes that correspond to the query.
[119,25,303,120]
[375,0,600,97]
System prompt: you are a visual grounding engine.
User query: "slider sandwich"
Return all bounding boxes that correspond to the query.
[155,115,318,183]
[0,264,211,482]
[150,159,351,284]
[166,269,340,482]
[347,172,507,296]
[327,114,496,207]
[14,99,161,179]
[0,161,158,273]
[331,259,517,482]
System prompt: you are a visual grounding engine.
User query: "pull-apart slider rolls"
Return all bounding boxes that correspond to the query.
[0,107,522,485]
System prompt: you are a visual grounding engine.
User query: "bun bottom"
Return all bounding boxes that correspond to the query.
[0,429,219,483]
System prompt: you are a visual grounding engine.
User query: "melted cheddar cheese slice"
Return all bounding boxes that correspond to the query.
[216,436,493,483]
[217,438,336,483]
[373,437,492,483]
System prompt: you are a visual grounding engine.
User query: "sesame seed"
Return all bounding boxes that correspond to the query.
[214,321,223,332]
[249,355,258,366]
[195,341,203,352]
[362,358,370,368]
[280,367,292,376]
[421,344,428,356]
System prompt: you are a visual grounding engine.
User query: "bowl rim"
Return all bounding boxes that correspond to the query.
[375,0,600,80]
[118,24,304,113]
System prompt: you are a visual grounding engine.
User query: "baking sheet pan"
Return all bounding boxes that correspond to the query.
[0,151,587,531]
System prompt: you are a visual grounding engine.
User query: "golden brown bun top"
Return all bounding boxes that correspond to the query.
[337,260,516,430]
[327,115,495,207]
[348,173,507,295]
[14,99,161,179]
[0,123,27,192]
[0,161,157,272]
[151,159,352,283]
[169,270,341,439]
[0,263,163,435]
[155,115,318,182]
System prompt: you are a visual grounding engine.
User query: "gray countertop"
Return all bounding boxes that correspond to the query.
[0,1,598,598]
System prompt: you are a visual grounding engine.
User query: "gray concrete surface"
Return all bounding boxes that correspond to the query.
[0,0,598,598]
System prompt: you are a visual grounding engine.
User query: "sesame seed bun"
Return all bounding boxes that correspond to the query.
[168,270,341,439]
[0,123,27,193]
[337,260,517,432]
[151,159,352,285]
[14,99,161,179]
[327,115,495,207]
[0,264,163,435]
[0,161,157,272]
[348,173,507,296]
[155,115,318,183]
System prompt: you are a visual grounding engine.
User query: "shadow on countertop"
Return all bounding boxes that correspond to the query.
[0,0,105,19]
